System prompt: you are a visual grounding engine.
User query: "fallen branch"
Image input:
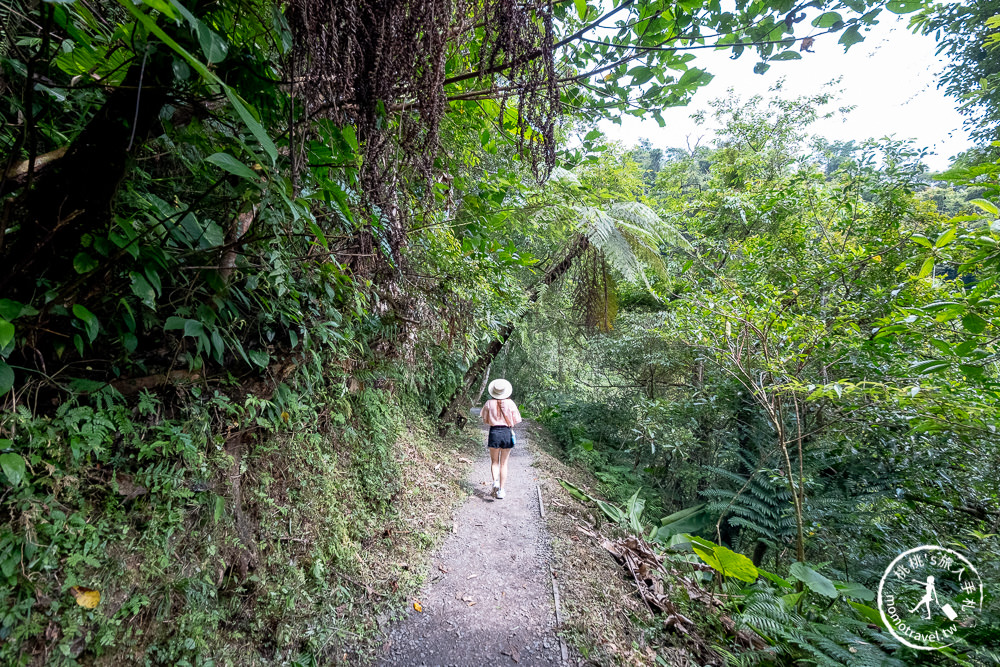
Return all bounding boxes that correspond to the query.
[2,146,68,194]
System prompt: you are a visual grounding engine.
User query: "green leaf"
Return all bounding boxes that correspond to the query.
[917,256,934,279]
[955,340,977,356]
[558,478,592,503]
[574,0,587,20]
[677,67,707,86]
[213,494,225,522]
[770,51,802,61]
[960,364,984,379]
[73,252,99,274]
[849,601,886,628]
[935,227,957,248]
[147,0,181,19]
[629,66,655,85]
[626,490,646,534]
[224,88,278,165]
[659,504,705,526]
[248,349,270,368]
[860,7,882,23]
[835,581,875,601]
[0,300,25,321]
[164,316,187,331]
[753,62,770,75]
[72,304,99,343]
[781,591,804,608]
[758,568,794,588]
[0,362,13,395]
[886,0,922,14]
[686,534,719,550]
[211,329,225,361]
[962,313,988,334]
[713,545,759,582]
[874,324,908,339]
[693,543,759,582]
[911,359,951,374]
[693,546,721,572]
[0,319,13,349]
[194,20,228,64]
[202,222,225,248]
[172,57,191,80]
[969,198,998,215]
[788,562,837,598]
[812,11,843,28]
[183,320,205,338]
[838,25,863,49]
[144,267,161,294]
[130,273,156,309]
[655,506,710,541]
[595,499,625,524]
[341,126,359,153]
[929,338,953,355]
[168,0,227,63]
[0,452,25,486]
[206,152,259,182]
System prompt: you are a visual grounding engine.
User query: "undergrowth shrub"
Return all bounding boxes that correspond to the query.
[0,354,428,665]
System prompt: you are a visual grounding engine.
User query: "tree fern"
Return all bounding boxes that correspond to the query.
[579,206,648,285]
[608,200,694,254]
[577,200,692,287]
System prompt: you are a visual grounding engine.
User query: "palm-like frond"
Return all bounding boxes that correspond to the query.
[577,200,691,287]
[579,206,647,284]
[608,201,694,253]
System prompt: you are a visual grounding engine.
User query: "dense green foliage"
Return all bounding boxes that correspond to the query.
[495,90,1000,664]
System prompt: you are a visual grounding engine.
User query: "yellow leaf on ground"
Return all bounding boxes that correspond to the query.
[70,586,100,609]
[413,601,422,612]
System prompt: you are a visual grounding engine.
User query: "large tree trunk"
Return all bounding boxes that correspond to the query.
[437,235,590,432]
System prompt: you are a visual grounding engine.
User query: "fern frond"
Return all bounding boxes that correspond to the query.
[619,227,669,283]
[579,206,645,283]
[608,201,694,252]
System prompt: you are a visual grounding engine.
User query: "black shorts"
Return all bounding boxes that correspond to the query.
[487,425,513,449]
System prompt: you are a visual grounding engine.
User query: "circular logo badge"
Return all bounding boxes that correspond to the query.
[877,545,984,650]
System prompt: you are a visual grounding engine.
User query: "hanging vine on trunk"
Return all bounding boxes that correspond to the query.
[285,0,560,274]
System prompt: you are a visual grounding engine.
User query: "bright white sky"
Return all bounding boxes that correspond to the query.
[600,13,971,171]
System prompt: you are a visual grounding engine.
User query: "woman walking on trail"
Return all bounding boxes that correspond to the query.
[482,379,522,499]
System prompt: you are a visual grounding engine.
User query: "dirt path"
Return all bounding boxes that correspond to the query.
[378,412,565,666]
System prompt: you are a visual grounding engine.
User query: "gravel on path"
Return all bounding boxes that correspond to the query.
[378,412,562,667]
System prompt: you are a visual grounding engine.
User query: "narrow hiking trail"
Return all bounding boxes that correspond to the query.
[378,411,569,666]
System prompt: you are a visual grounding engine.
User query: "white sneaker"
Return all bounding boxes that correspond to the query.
[491,480,499,498]
[496,488,506,499]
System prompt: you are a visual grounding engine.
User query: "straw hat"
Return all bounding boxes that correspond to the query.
[488,379,513,400]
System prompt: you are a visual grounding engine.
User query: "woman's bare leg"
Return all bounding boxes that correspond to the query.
[489,447,501,486]
[499,448,512,489]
